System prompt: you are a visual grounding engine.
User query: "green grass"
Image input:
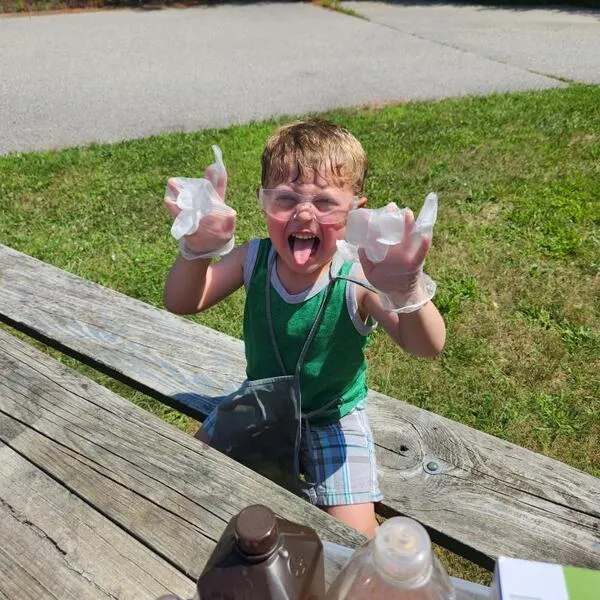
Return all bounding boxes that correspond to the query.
[1,85,599,582]
[316,0,366,19]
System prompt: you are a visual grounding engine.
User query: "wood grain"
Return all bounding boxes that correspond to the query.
[1,244,599,568]
[0,443,195,600]
[0,329,365,599]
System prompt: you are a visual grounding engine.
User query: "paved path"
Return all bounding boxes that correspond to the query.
[1,3,598,155]
[344,2,600,84]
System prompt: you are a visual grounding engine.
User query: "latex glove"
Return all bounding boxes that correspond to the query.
[338,204,409,264]
[164,145,236,258]
[338,193,438,313]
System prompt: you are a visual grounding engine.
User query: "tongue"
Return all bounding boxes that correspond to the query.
[292,237,315,266]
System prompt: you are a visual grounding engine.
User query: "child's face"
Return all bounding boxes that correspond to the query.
[262,168,366,275]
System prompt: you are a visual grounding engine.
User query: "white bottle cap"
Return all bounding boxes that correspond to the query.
[373,517,433,586]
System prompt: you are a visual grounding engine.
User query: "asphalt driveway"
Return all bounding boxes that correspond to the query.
[1,2,598,155]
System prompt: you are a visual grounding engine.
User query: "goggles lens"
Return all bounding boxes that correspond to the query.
[259,189,358,224]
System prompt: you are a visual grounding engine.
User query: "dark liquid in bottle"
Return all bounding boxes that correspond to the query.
[198,504,325,600]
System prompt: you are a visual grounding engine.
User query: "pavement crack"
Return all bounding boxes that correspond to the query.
[363,18,570,85]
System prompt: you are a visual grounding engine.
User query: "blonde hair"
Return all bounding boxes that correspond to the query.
[261,120,368,194]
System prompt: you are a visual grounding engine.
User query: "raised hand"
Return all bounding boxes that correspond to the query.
[357,193,438,313]
[164,146,236,257]
[359,208,431,295]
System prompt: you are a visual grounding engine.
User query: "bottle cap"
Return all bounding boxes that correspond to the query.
[234,505,280,557]
[373,517,433,585]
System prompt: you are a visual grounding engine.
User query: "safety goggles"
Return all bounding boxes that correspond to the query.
[258,188,359,225]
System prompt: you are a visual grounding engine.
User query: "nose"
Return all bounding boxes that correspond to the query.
[292,201,315,222]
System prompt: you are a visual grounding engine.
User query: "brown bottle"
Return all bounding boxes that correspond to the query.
[198,504,325,600]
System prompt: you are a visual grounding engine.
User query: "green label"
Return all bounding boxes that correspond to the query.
[563,565,600,600]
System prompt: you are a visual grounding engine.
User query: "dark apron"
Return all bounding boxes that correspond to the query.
[209,251,376,492]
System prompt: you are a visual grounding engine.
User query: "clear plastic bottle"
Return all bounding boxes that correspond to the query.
[325,517,456,600]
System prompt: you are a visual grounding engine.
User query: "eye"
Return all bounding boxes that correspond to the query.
[275,193,298,205]
[314,197,339,210]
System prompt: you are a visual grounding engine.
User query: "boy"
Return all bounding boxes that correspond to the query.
[163,120,445,538]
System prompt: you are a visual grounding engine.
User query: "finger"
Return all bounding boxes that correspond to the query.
[164,178,180,205]
[200,210,237,236]
[166,177,180,195]
[415,192,438,234]
[215,169,228,200]
[358,247,373,276]
[400,209,416,248]
[225,212,237,234]
[164,197,182,219]
[412,235,432,267]
[205,165,228,200]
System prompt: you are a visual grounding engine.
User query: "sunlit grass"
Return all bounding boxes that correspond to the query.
[1,84,598,582]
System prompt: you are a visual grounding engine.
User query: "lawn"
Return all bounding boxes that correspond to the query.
[1,84,598,580]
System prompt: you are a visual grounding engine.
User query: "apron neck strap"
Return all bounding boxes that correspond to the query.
[265,250,335,377]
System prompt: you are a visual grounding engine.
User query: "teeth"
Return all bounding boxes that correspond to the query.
[292,234,316,240]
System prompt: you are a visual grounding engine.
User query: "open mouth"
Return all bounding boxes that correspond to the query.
[289,234,320,266]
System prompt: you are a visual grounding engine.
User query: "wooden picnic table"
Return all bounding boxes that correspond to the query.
[0,327,366,599]
[1,243,599,598]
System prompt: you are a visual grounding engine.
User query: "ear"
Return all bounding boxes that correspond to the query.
[358,196,367,208]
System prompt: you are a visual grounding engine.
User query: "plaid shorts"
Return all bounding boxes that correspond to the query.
[202,401,382,507]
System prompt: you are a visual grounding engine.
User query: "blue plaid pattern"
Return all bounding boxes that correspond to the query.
[201,402,382,507]
[298,403,383,506]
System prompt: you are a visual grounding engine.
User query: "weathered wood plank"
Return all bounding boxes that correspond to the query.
[0,329,365,591]
[1,244,599,568]
[0,244,245,418]
[368,392,600,567]
[0,443,195,600]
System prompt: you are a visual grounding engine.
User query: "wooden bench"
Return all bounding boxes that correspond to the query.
[2,243,599,571]
[0,304,491,600]
[0,327,368,598]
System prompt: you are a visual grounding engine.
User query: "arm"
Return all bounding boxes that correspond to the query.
[163,153,244,315]
[164,243,247,315]
[361,288,445,357]
[355,197,444,356]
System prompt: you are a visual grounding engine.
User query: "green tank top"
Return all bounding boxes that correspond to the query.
[243,238,371,425]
